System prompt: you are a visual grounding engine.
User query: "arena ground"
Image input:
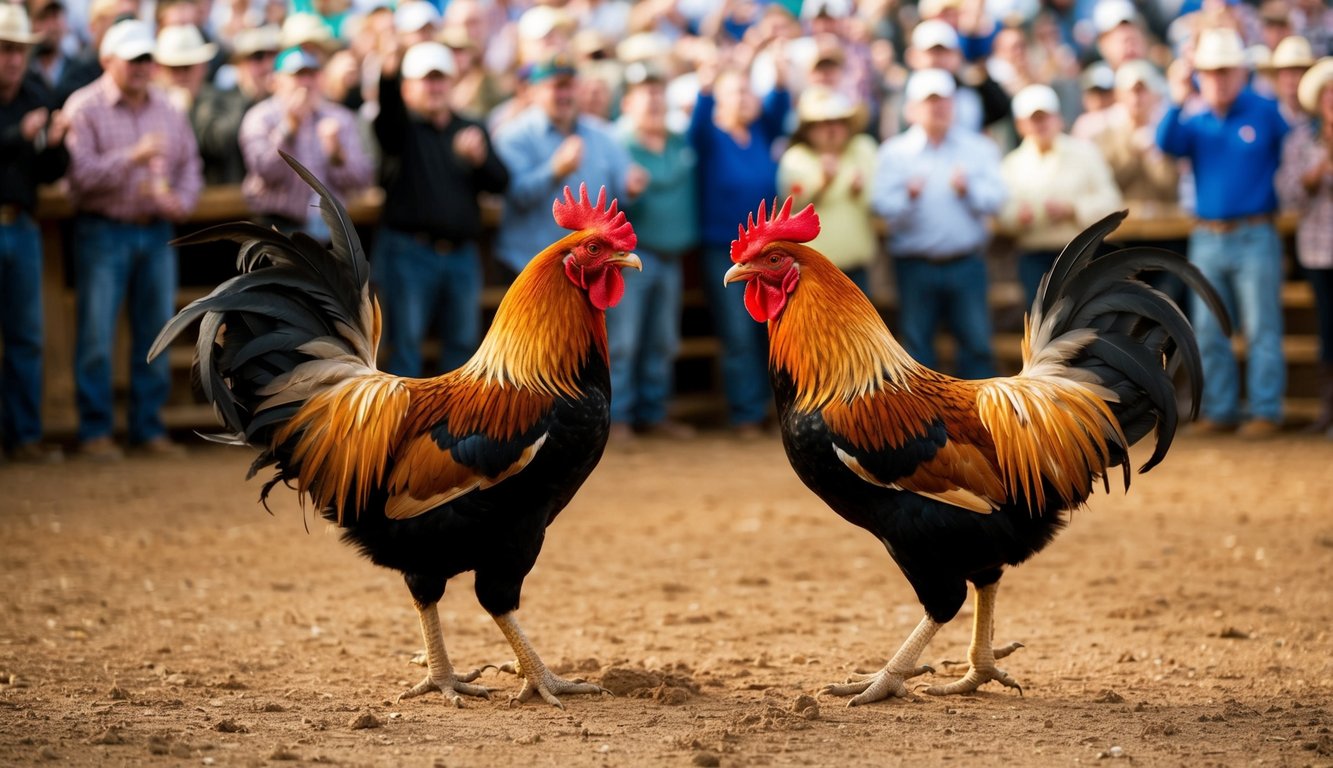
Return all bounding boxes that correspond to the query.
[2,431,1331,767]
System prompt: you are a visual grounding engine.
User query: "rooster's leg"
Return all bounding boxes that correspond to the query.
[822,615,939,706]
[397,603,494,706]
[493,612,607,708]
[925,582,1024,696]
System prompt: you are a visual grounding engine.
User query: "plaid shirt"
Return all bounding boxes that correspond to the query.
[64,75,202,221]
[1277,122,1333,271]
[239,96,372,222]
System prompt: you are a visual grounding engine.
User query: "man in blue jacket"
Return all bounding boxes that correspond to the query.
[1157,27,1289,439]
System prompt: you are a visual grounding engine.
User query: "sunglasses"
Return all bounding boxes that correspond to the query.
[247,50,277,62]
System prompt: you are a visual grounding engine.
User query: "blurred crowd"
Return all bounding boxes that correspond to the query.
[1,0,1332,462]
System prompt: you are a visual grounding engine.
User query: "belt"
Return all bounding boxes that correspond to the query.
[406,231,460,253]
[87,212,162,227]
[898,251,974,264]
[0,204,24,225]
[1195,214,1273,234]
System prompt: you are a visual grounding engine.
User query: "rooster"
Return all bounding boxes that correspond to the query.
[150,154,641,708]
[722,199,1228,704]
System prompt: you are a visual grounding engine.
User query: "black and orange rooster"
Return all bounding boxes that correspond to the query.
[150,154,641,708]
[723,199,1227,704]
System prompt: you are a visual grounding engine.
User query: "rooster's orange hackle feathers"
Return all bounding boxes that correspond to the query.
[730,196,821,264]
[553,184,637,252]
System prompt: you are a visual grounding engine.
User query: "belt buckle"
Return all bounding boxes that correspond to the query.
[0,206,18,226]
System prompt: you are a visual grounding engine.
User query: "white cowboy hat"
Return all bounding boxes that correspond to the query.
[1298,57,1333,114]
[154,24,218,67]
[0,4,43,45]
[1193,27,1247,71]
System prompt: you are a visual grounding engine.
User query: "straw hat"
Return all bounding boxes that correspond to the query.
[1298,57,1333,114]
[231,25,281,58]
[0,4,42,45]
[280,13,335,50]
[1192,27,1246,71]
[796,85,867,131]
[1269,35,1314,70]
[154,24,218,66]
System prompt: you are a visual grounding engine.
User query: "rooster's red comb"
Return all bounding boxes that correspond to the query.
[730,197,820,264]
[552,184,637,252]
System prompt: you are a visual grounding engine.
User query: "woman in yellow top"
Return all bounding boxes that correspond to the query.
[778,86,880,296]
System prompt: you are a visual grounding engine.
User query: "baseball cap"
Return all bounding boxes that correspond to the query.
[527,54,576,83]
[100,19,155,61]
[274,45,321,74]
[400,41,456,78]
[905,68,956,102]
[801,0,853,20]
[1011,83,1060,118]
[517,5,573,40]
[623,60,666,87]
[1093,0,1138,34]
[911,19,960,51]
[1080,61,1115,91]
[394,1,441,34]
[1114,59,1164,92]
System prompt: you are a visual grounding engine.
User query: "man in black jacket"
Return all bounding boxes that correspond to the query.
[1,4,69,463]
[372,40,509,377]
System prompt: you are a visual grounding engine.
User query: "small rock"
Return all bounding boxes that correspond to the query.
[791,694,820,720]
[1096,746,1126,759]
[165,673,189,686]
[259,702,286,713]
[214,719,249,734]
[89,726,128,745]
[1095,689,1126,704]
[1218,627,1250,640]
[108,685,129,700]
[349,711,382,730]
[38,746,58,761]
[692,752,721,767]
[269,746,301,761]
[203,758,216,766]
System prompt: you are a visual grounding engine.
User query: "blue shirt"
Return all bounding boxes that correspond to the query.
[871,125,1007,258]
[619,127,700,256]
[492,107,633,274]
[688,88,790,248]
[1156,88,1289,221]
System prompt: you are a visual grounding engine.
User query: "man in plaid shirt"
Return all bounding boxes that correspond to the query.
[238,47,371,235]
[63,18,202,461]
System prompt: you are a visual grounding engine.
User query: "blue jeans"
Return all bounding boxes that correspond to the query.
[74,216,177,443]
[371,228,482,377]
[1018,249,1061,311]
[893,255,997,379]
[0,214,45,448]
[1188,222,1285,423]
[606,248,684,426]
[701,245,771,426]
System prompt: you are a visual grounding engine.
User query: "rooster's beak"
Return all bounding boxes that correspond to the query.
[723,262,751,285]
[613,252,642,271]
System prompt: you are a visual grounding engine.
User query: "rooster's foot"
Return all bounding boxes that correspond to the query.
[396,669,493,707]
[509,669,608,709]
[925,643,1025,696]
[821,664,935,706]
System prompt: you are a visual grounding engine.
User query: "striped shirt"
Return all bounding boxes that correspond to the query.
[64,75,203,221]
[1277,122,1333,271]
[238,96,372,222]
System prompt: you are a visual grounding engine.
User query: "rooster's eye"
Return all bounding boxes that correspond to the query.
[586,243,601,256]
[767,253,782,266]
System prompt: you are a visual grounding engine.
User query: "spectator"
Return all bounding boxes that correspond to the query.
[1092,0,1149,70]
[998,83,1122,308]
[905,19,1010,132]
[1158,27,1289,438]
[1,4,68,463]
[26,0,98,108]
[439,29,506,119]
[192,24,278,184]
[1288,0,1331,58]
[280,13,336,61]
[1070,60,1117,141]
[238,46,372,235]
[689,61,790,437]
[778,85,878,294]
[153,24,215,114]
[607,61,699,442]
[393,1,441,49]
[63,19,203,460]
[1266,35,1315,128]
[492,54,643,278]
[372,41,509,377]
[871,68,1005,379]
[1277,57,1333,436]
[1097,60,1181,218]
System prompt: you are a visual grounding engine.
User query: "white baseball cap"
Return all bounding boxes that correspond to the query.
[154,24,218,66]
[1093,0,1138,34]
[100,19,156,61]
[400,41,456,78]
[911,19,960,51]
[905,68,957,102]
[1114,59,1164,92]
[1011,83,1060,118]
[517,5,573,40]
[394,1,441,34]
[801,0,853,20]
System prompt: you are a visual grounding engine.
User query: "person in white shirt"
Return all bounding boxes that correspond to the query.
[998,84,1123,309]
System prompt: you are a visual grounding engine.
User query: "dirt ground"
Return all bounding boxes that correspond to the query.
[2,430,1332,768]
